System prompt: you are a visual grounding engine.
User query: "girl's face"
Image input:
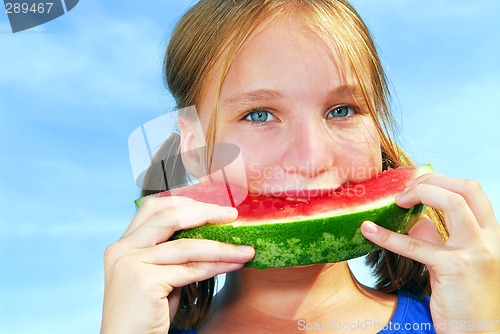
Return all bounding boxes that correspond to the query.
[194,17,382,197]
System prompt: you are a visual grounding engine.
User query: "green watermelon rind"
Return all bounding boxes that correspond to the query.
[171,202,426,269]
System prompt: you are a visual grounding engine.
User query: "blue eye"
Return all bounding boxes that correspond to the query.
[327,106,355,118]
[245,109,276,123]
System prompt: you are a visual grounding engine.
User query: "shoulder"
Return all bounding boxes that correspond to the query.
[377,290,436,334]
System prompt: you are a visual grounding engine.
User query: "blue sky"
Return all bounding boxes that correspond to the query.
[1,1,499,333]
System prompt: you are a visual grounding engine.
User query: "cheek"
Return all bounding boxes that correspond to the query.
[231,140,282,191]
[342,120,382,180]
[364,121,382,164]
[324,116,381,178]
[241,146,276,181]
[207,132,272,190]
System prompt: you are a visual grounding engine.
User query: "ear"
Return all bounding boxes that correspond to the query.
[177,115,204,178]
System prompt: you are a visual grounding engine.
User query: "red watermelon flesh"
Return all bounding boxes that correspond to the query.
[135,165,434,268]
[147,165,426,224]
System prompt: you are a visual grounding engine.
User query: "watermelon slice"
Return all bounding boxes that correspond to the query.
[135,165,434,269]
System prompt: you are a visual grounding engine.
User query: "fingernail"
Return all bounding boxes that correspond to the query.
[237,245,254,253]
[404,178,419,188]
[395,191,406,200]
[398,181,419,200]
[362,221,378,236]
[221,206,238,214]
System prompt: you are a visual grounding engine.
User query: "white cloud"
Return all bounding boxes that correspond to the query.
[0,6,173,125]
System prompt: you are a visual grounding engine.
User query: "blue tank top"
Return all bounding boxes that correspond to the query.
[170,290,435,333]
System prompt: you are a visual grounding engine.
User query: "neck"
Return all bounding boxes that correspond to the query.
[218,262,364,320]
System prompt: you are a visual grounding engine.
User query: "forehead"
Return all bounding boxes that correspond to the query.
[232,16,343,75]
[222,17,355,97]
[197,13,367,119]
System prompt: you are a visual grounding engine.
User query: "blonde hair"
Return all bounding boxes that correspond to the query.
[150,0,448,329]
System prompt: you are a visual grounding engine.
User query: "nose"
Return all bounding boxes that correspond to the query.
[280,118,335,177]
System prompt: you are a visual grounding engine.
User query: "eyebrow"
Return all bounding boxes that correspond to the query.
[222,85,364,106]
[223,89,285,105]
[332,85,364,100]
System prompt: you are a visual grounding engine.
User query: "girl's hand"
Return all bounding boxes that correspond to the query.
[361,173,500,334]
[100,196,255,334]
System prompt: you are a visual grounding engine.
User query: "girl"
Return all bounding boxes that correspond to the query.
[101,1,500,333]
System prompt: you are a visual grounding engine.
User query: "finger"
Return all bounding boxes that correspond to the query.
[123,203,238,249]
[408,214,445,246]
[124,196,198,237]
[396,183,480,241]
[404,174,497,228]
[361,221,443,268]
[164,261,246,288]
[141,239,255,265]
